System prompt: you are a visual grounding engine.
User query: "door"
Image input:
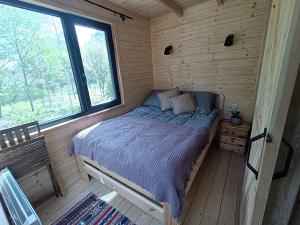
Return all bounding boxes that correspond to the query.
[240,0,300,225]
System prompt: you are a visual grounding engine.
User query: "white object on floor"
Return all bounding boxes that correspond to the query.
[0,168,42,225]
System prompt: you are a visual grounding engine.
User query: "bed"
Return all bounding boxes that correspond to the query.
[70,92,224,225]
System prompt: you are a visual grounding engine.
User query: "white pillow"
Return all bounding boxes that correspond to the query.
[158,87,179,111]
[170,94,196,115]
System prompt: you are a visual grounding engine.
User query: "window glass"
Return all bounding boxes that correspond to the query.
[0,1,121,129]
[0,4,80,129]
[75,25,116,106]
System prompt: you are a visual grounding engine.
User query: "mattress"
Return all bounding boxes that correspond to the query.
[70,107,220,218]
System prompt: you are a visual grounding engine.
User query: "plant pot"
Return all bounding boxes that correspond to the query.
[231,116,242,125]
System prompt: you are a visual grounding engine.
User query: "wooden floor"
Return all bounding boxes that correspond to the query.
[36,145,245,225]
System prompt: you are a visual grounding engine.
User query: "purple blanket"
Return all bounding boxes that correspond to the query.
[69,115,209,218]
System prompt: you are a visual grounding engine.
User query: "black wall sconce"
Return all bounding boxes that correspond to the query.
[224,34,234,47]
[164,45,173,55]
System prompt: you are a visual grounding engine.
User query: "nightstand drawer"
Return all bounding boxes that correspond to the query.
[220,135,246,147]
[220,143,245,154]
[220,126,249,138]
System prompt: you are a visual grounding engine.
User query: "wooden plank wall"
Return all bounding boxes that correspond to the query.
[17,0,153,201]
[240,0,300,224]
[262,64,300,225]
[150,0,270,121]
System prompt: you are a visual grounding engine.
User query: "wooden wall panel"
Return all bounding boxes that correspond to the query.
[105,0,203,18]
[240,0,300,224]
[262,66,300,225]
[17,0,153,198]
[151,0,270,121]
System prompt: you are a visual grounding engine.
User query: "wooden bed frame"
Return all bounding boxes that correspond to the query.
[76,94,224,225]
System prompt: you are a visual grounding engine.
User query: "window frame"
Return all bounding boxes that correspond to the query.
[0,0,122,129]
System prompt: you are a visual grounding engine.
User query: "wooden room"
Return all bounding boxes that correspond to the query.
[0,0,299,225]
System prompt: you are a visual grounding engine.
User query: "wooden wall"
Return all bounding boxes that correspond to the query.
[240,0,300,224]
[150,0,270,121]
[17,0,153,201]
[263,66,300,225]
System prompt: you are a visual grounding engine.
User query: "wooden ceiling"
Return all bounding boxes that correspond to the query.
[106,0,212,18]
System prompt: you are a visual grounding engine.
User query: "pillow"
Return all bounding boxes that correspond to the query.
[183,91,216,114]
[158,87,179,111]
[143,90,165,108]
[170,94,196,115]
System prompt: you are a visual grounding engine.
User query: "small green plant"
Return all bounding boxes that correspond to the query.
[231,103,241,118]
[231,110,241,118]
[230,104,242,125]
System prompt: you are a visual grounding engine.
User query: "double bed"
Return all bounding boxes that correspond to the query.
[70,92,224,225]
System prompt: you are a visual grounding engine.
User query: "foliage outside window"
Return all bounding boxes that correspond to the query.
[0,0,121,129]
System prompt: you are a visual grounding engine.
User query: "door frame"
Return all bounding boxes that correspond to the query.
[241,1,300,225]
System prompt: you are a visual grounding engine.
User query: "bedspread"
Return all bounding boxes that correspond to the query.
[70,115,209,218]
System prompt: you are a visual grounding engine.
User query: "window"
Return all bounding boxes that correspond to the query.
[75,24,117,106]
[0,0,121,129]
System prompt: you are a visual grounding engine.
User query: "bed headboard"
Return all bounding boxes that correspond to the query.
[215,94,225,118]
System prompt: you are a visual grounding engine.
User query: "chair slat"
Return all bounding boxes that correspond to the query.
[36,121,41,135]
[0,133,7,149]
[5,131,16,146]
[14,128,24,143]
[22,127,31,141]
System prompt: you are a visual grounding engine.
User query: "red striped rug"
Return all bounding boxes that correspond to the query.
[52,193,136,225]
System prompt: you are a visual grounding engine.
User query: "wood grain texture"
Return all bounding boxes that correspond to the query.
[263,69,300,225]
[18,0,154,199]
[216,0,223,6]
[150,0,270,121]
[219,120,250,154]
[36,146,245,225]
[240,0,300,225]
[0,121,62,205]
[155,0,183,16]
[105,0,208,18]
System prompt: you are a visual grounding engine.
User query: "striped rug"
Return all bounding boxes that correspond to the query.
[52,193,136,225]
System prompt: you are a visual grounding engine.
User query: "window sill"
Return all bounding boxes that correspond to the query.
[41,103,126,134]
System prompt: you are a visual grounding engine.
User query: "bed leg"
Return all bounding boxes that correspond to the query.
[163,203,180,225]
[76,156,90,182]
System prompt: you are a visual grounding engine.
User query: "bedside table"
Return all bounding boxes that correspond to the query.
[219,119,251,154]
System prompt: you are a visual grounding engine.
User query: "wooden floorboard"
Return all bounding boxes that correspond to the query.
[217,153,242,225]
[36,146,245,225]
[183,148,222,225]
[235,153,245,225]
[199,150,231,225]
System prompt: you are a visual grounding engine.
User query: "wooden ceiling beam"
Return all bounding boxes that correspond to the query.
[216,0,224,5]
[156,0,183,16]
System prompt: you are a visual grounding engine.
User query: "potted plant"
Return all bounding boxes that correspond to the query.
[230,104,242,125]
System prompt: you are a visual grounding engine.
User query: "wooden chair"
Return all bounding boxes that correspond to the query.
[0,121,62,206]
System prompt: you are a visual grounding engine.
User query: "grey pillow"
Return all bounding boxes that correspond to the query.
[184,91,216,114]
[158,87,179,111]
[170,94,196,116]
[143,89,165,108]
